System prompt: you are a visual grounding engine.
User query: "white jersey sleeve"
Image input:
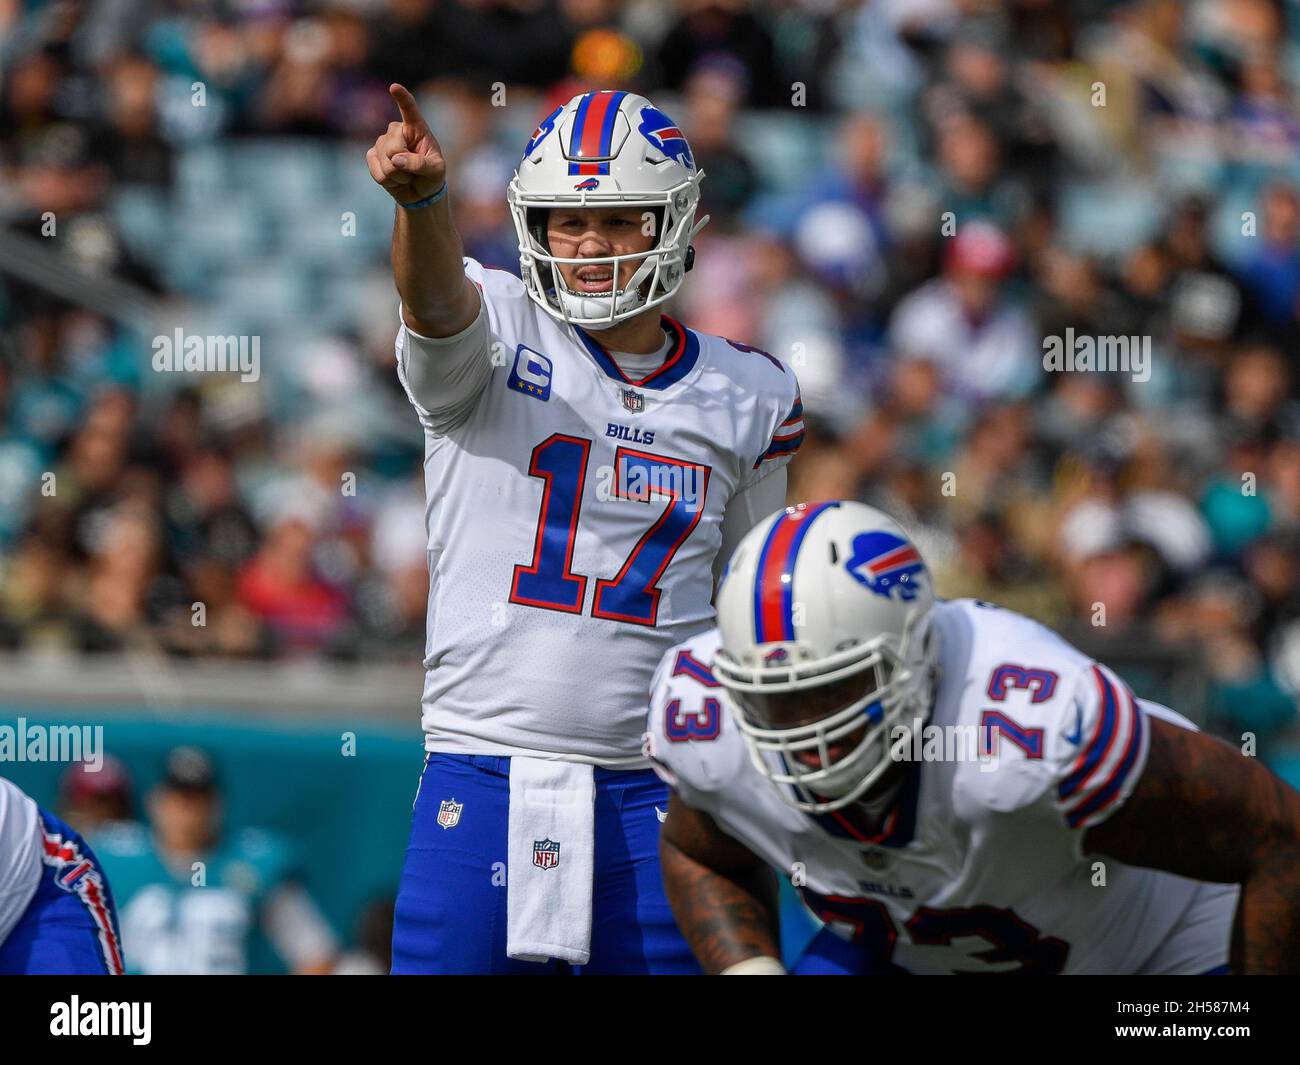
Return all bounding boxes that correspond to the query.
[0,777,42,946]
[715,464,786,588]
[943,602,1153,851]
[968,658,1154,841]
[645,628,747,807]
[1048,662,1153,834]
[738,359,803,490]
[394,257,501,435]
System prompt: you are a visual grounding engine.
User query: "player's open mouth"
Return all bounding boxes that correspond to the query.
[574,268,616,293]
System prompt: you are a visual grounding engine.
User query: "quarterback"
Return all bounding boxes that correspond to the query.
[646,502,1300,974]
[369,85,801,973]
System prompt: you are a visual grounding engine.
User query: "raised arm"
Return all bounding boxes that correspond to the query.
[368,83,479,337]
[659,792,783,974]
[1084,715,1300,974]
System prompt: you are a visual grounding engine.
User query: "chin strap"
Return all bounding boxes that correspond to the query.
[682,213,709,273]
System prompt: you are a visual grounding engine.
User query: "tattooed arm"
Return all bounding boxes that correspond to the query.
[1084,715,1300,974]
[659,792,783,973]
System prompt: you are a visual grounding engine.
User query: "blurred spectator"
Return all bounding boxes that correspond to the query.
[889,220,1038,403]
[236,515,350,656]
[930,510,1068,624]
[681,60,758,227]
[1235,183,1300,336]
[655,0,780,109]
[93,746,339,975]
[1163,196,1255,353]
[89,53,174,187]
[59,755,136,837]
[926,111,1031,232]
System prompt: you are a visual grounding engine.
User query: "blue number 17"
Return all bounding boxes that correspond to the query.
[509,433,711,627]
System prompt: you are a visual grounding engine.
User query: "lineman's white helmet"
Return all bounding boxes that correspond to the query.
[713,501,940,815]
[506,90,708,330]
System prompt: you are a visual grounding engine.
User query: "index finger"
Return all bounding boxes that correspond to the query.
[389,83,424,131]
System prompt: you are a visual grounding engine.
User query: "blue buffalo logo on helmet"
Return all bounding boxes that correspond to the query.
[763,646,790,665]
[573,177,601,190]
[638,106,694,170]
[845,531,926,602]
[524,106,563,158]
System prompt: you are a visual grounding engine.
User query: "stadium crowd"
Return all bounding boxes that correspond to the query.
[1,0,1298,761]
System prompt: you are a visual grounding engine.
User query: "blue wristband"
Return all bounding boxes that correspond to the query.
[398,182,448,210]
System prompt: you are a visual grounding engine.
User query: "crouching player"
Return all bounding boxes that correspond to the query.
[646,501,1300,974]
[0,775,124,974]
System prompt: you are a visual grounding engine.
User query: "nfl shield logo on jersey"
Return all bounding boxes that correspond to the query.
[437,799,463,830]
[621,388,644,414]
[532,838,561,869]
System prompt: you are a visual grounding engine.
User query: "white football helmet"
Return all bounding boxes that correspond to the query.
[713,501,940,815]
[506,90,708,330]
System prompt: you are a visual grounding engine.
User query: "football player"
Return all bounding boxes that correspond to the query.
[646,501,1300,974]
[0,773,125,975]
[368,85,801,973]
[93,747,338,975]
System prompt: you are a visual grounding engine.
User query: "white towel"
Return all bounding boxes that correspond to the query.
[506,758,596,965]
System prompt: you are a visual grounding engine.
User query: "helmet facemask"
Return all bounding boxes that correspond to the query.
[507,177,708,331]
[717,619,938,816]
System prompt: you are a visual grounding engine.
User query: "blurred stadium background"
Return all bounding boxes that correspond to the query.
[1,0,1299,972]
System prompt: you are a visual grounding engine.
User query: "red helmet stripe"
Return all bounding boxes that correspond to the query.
[575,92,617,174]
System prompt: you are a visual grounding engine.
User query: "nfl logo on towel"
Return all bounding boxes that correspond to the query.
[532,838,561,869]
[437,799,463,830]
[621,389,644,414]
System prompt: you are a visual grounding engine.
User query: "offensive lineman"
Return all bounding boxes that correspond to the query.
[647,501,1300,974]
[368,85,802,973]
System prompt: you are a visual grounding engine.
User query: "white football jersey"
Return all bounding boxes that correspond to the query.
[646,600,1237,973]
[398,257,802,764]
